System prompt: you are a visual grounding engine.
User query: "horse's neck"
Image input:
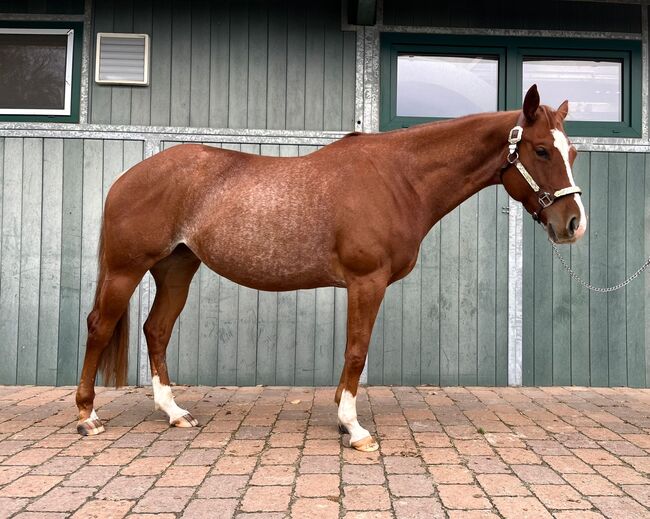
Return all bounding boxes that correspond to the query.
[379,111,519,235]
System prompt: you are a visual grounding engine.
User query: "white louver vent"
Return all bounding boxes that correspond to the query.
[95,33,150,85]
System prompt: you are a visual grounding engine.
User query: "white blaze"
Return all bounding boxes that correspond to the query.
[152,375,189,423]
[551,129,587,236]
[338,389,371,444]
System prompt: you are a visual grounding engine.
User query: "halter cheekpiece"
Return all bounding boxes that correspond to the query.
[503,125,582,222]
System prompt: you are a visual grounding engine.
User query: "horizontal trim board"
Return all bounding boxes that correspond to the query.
[2,127,650,152]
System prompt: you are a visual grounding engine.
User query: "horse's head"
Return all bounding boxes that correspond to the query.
[502,84,587,244]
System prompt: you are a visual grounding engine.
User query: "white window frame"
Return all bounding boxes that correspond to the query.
[0,28,74,116]
[95,32,150,86]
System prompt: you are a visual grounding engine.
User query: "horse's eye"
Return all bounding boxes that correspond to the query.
[535,147,549,158]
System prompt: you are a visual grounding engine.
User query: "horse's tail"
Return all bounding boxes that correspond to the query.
[95,217,130,387]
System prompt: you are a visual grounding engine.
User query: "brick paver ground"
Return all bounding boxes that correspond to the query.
[0,385,648,518]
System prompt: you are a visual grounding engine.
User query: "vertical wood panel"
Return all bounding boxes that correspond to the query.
[247,0,268,129]
[37,139,63,385]
[439,208,460,385]
[477,187,497,385]
[267,1,287,130]
[228,1,249,129]
[295,290,316,385]
[170,1,191,127]
[286,3,306,130]
[57,139,83,386]
[198,267,219,386]
[0,139,22,384]
[420,225,440,385]
[626,153,645,387]
[150,0,172,126]
[314,288,335,386]
[323,0,343,131]
[495,186,508,386]
[588,153,609,386]
[304,2,325,130]
[458,197,478,385]
[16,139,43,384]
[190,0,211,128]
[607,153,627,386]
[209,1,230,128]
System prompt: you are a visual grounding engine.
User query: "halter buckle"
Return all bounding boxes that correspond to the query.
[508,126,523,144]
[538,192,554,208]
[507,151,519,164]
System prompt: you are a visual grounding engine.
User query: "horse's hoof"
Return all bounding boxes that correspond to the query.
[77,417,105,436]
[171,413,199,428]
[338,422,349,435]
[350,435,379,452]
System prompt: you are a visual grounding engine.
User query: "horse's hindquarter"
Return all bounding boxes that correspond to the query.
[184,149,345,291]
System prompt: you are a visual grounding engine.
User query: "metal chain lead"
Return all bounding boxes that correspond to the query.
[550,239,650,293]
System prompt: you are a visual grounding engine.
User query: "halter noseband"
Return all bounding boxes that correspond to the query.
[502,125,582,222]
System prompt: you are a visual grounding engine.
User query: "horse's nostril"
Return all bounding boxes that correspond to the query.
[569,217,579,234]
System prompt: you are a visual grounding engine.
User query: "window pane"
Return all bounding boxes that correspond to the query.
[522,59,622,122]
[396,54,499,118]
[0,33,68,111]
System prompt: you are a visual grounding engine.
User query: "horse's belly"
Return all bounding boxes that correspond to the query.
[187,223,342,291]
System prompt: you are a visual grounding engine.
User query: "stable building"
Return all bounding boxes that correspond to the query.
[0,0,648,388]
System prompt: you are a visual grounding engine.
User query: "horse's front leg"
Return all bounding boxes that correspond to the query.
[335,274,387,452]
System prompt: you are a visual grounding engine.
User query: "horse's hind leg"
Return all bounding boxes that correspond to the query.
[76,271,144,435]
[144,245,201,427]
[335,273,387,452]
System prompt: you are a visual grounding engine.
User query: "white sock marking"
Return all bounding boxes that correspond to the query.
[89,409,99,421]
[551,129,587,236]
[338,389,371,444]
[152,375,189,423]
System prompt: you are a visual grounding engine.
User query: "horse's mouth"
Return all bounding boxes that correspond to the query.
[546,223,579,245]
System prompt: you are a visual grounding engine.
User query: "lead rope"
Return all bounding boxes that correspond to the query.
[549,238,650,293]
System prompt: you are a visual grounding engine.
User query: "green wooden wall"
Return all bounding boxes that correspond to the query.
[0,137,144,386]
[523,152,649,387]
[90,0,357,131]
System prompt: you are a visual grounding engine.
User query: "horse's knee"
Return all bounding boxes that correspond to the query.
[344,349,367,372]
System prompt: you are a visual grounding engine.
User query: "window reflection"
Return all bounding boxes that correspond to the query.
[396,54,499,118]
[522,59,622,122]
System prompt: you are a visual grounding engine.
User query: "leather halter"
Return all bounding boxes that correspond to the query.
[501,125,582,222]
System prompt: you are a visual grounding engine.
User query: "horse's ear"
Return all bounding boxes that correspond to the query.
[522,84,540,123]
[556,100,569,121]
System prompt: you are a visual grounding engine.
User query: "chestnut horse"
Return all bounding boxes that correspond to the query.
[76,85,586,451]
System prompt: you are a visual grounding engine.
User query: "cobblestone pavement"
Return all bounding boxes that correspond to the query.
[0,385,649,518]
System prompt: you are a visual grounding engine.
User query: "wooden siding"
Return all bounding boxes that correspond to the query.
[368,186,510,386]
[382,0,642,33]
[90,0,357,131]
[0,137,144,386]
[523,152,649,387]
